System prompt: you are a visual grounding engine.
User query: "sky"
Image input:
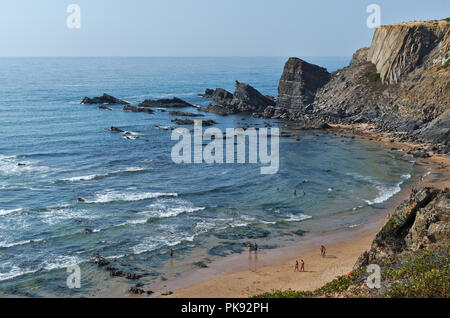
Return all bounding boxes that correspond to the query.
[0,0,448,57]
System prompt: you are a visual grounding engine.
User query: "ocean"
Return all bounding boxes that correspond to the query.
[0,57,422,296]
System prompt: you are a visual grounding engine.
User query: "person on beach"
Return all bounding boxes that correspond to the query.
[248,243,252,252]
[320,245,326,257]
[254,242,258,251]
[300,259,305,272]
[294,260,299,272]
[170,249,174,257]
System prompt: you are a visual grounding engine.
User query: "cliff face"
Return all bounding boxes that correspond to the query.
[273,19,449,154]
[276,58,330,110]
[368,21,450,84]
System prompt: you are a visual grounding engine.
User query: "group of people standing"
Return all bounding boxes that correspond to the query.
[295,245,327,272]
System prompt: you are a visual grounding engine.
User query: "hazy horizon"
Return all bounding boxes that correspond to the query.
[1,0,448,57]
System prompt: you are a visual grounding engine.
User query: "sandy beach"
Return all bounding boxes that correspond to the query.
[157,128,450,298]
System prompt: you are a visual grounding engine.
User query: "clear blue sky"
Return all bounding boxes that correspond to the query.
[0,0,448,57]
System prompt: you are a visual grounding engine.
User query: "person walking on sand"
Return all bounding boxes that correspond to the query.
[320,245,326,257]
[294,260,299,272]
[254,242,258,251]
[248,243,252,252]
[300,259,305,272]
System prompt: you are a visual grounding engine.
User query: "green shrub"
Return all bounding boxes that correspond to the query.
[365,71,381,83]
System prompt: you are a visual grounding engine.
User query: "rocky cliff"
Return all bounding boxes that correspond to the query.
[276,58,330,110]
[273,19,450,154]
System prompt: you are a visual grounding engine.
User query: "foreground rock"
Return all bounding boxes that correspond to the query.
[81,93,129,105]
[199,81,275,115]
[138,97,193,108]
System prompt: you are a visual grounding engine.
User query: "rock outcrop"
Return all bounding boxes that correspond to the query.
[355,187,448,267]
[199,81,275,115]
[276,58,330,110]
[138,97,193,108]
[270,19,449,153]
[81,93,129,105]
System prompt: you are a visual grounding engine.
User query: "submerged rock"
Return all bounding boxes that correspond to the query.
[109,126,125,133]
[81,93,129,105]
[138,97,193,108]
[123,105,154,114]
[171,118,218,126]
[169,111,204,117]
[98,105,112,111]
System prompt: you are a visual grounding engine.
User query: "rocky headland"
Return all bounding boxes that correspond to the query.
[197,19,449,154]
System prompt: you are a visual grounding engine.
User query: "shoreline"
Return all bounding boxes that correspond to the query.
[151,126,449,298]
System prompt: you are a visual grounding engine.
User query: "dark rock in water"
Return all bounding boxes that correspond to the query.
[17,163,26,167]
[84,228,93,233]
[214,227,270,240]
[123,105,154,114]
[171,118,194,125]
[154,125,174,131]
[169,111,204,117]
[109,126,125,133]
[77,198,85,203]
[197,104,236,116]
[199,81,275,115]
[292,229,307,236]
[98,105,112,111]
[276,57,330,110]
[129,287,145,295]
[193,261,209,268]
[138,97,193,108]
[208,242,245,257]
[92,253,110,267]
[81,93,129,105]
[413,151,431,158]
[171,118,218,126]
[146,290,154,295]
[199,88,234,104]
[161,291,173,296]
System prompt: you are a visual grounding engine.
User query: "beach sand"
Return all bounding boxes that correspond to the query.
[156,127,449,298]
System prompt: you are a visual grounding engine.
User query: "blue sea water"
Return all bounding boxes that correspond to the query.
[0,57,421,296]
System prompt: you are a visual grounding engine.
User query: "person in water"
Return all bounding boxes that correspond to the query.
[300,259,305,272]
[254,242,258,251]
[320,245,326,257]
[170,249,174,257]
[294,189,297,196]
[294,260,299,272]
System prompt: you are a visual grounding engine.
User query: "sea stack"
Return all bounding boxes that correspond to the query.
[276,58,330,110]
